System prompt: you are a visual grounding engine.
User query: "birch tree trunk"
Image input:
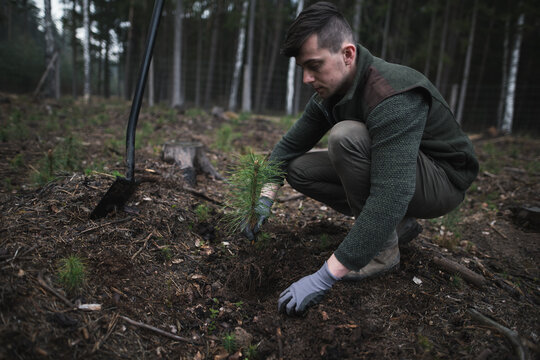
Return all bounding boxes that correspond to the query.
[286,0,304,115]
[352,0,364,41]
[83,0,91,104]
[501,13,525,134]
[171,0,184,109]
[455,0,478,125]
[44,0,57,99]
[497,18,510,130]
[228,0,248,111]
[241,0,256,112]
[380,0,392,59]
[435,0,450,89]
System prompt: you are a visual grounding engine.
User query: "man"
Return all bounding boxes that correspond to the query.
[243,2,479,315]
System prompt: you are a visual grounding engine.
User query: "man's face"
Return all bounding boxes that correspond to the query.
[295,34,352,99]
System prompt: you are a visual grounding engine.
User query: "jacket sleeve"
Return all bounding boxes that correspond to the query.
[334,91,428,271]
[268,97,332,181]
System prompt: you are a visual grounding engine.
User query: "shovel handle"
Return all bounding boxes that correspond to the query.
[125,0,164,181]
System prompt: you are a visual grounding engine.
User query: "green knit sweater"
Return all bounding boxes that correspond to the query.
[269,45,478,271]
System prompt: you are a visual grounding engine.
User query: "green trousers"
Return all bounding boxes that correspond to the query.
[286,121,464,220]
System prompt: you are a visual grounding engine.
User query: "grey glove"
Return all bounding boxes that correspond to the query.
[278,262,340,315]
[242,196,273,241]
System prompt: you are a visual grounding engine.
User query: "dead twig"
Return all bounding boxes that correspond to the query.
[79,217,132,235]
[433,257,486,288]
[37,273,76,309]
[120,315,201,344]
[183,186,223,206]
[131,232,154,260]
[93,313,119,353]
[276,326,284,360]
[488,222,510,242]
[468,308,530,360]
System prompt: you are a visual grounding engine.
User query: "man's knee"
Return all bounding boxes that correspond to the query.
[328,120,371,162]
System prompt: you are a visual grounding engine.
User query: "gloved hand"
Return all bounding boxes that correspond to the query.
[241,196,274,241]
[278,262,340,315]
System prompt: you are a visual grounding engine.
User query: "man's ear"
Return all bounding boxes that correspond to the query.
[342,43,356,66]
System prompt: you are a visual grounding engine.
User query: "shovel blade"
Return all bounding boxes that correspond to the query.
[90,177,137,219]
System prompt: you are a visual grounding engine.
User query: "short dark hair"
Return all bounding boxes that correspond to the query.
[281,2,354,58]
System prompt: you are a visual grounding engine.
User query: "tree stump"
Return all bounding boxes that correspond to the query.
[161,141,223,187]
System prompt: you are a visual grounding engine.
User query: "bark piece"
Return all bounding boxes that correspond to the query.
[161,141,223,186]
[433,256,486,288]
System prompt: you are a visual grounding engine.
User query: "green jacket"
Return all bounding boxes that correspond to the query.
[269,45,479,270]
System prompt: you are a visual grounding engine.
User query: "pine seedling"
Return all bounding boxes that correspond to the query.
[223,152,283,236]
[57,255,86,294]
[222,332,237,353]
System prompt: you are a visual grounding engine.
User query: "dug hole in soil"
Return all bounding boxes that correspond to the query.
[0,96,539,359]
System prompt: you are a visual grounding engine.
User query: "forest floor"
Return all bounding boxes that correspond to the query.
[0,94,539,360]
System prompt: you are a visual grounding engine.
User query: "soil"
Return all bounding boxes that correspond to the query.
[0,95,539,360]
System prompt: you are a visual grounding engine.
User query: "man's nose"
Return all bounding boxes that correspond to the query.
[303,70,314,84]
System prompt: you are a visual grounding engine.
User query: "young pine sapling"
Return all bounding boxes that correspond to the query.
[224,152,283,239]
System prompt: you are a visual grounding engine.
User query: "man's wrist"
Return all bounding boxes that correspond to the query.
[327,253,350,278]
[260,183,280,200]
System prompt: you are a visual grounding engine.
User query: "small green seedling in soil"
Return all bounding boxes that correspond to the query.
[417,334,434,352]
[223,152,283,239]
[222,332,237,353]
[160,246,173,261]
[245,343,258,360]
[195,204,211,222]
[57,255,85,294]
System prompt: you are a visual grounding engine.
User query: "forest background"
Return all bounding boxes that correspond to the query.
[1,0,539,134]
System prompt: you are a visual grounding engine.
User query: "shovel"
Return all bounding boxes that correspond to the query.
[90,0,164,220]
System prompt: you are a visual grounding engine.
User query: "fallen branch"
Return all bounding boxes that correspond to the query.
[468,308,530,360]
[433,257,486,288]
[120,315,201,344]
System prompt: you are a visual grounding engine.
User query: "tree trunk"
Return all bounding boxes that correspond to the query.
[472,12,495,111]
[435,0,450,89]
[148,58,154,106]
[261,0,284,112]
[455,0,478,125]
[501,13,525,134]
[380,0,392,59]
[124,0,134,100]
[104,36,110,98]
[83,0,91,104]
[241,0,256,112]
[171,0,184,109]
[352,0,364,41]
[423,1,436,77]
[71,0,78,98]
[44,0,57,99]
[286,0,304,115]
[195,14,203,107]
[204,1,221,108]
[228,0,249,111]
[254,0,268,112]
[497,17,510,130]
